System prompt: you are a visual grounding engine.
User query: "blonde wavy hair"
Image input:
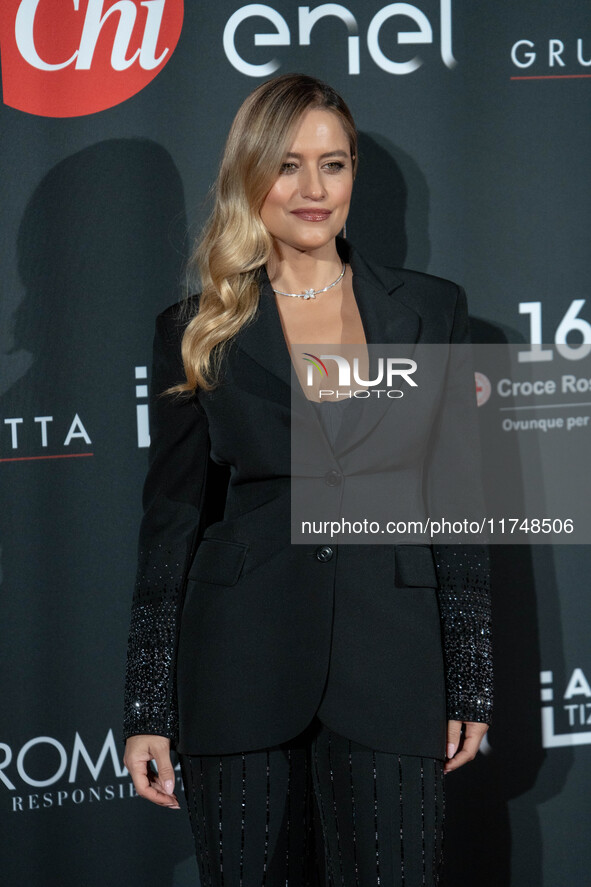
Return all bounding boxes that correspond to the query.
[172,73,358,394]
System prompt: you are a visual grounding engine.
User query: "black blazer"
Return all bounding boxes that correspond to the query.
[123,238,493,759]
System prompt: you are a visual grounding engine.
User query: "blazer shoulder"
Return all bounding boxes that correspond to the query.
[348,241,462,303]
[387,266,463,306]
[369,263,466,335]
[156,293,202,344]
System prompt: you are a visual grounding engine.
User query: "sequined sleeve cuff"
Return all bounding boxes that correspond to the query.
[123,546,185,744]
[433,545,494,725]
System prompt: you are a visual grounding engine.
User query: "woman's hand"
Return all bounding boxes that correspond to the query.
[444,720,489,774]
[124,734,181,808]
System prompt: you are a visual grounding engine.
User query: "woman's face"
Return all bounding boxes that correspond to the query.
[260,108,354,254]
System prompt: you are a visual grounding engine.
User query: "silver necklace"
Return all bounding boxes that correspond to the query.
[272,263,346,300]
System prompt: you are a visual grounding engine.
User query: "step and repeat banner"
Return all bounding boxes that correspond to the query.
[1,2,589,885]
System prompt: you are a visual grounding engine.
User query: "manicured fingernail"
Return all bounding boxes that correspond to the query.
[446,743,456,758]
[168,804,181,810]
[164,779,175,794]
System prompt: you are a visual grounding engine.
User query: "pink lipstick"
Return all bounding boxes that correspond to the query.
[291,209,332,222]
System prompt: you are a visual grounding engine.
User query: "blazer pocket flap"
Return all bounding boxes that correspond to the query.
[188,538,248,587]
[395,545,439,588]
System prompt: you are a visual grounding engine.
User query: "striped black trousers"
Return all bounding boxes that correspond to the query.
[178,716,445,887]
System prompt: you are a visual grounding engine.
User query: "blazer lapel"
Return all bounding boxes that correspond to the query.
[234,238,421,389]
[233,239,423,460]
[346,240,420,351]
[231,266,294,393]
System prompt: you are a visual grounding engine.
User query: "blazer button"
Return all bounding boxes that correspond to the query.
[324,469,342,486]
[316,545,334,562]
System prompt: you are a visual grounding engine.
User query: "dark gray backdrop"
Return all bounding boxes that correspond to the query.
[1,2,590,885]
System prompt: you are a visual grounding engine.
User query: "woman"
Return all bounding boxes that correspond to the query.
[123,73,492,886]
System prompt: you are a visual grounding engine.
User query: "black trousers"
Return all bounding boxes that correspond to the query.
[178,716,445,887]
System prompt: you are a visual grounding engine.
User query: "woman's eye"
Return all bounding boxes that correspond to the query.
[279,160,346,174]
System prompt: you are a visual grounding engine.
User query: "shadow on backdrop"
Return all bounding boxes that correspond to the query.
[347,131,430,272]
[440,320,572,887]
[2,139,199,887]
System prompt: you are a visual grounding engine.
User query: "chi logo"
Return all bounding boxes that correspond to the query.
[0,0,184,117]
